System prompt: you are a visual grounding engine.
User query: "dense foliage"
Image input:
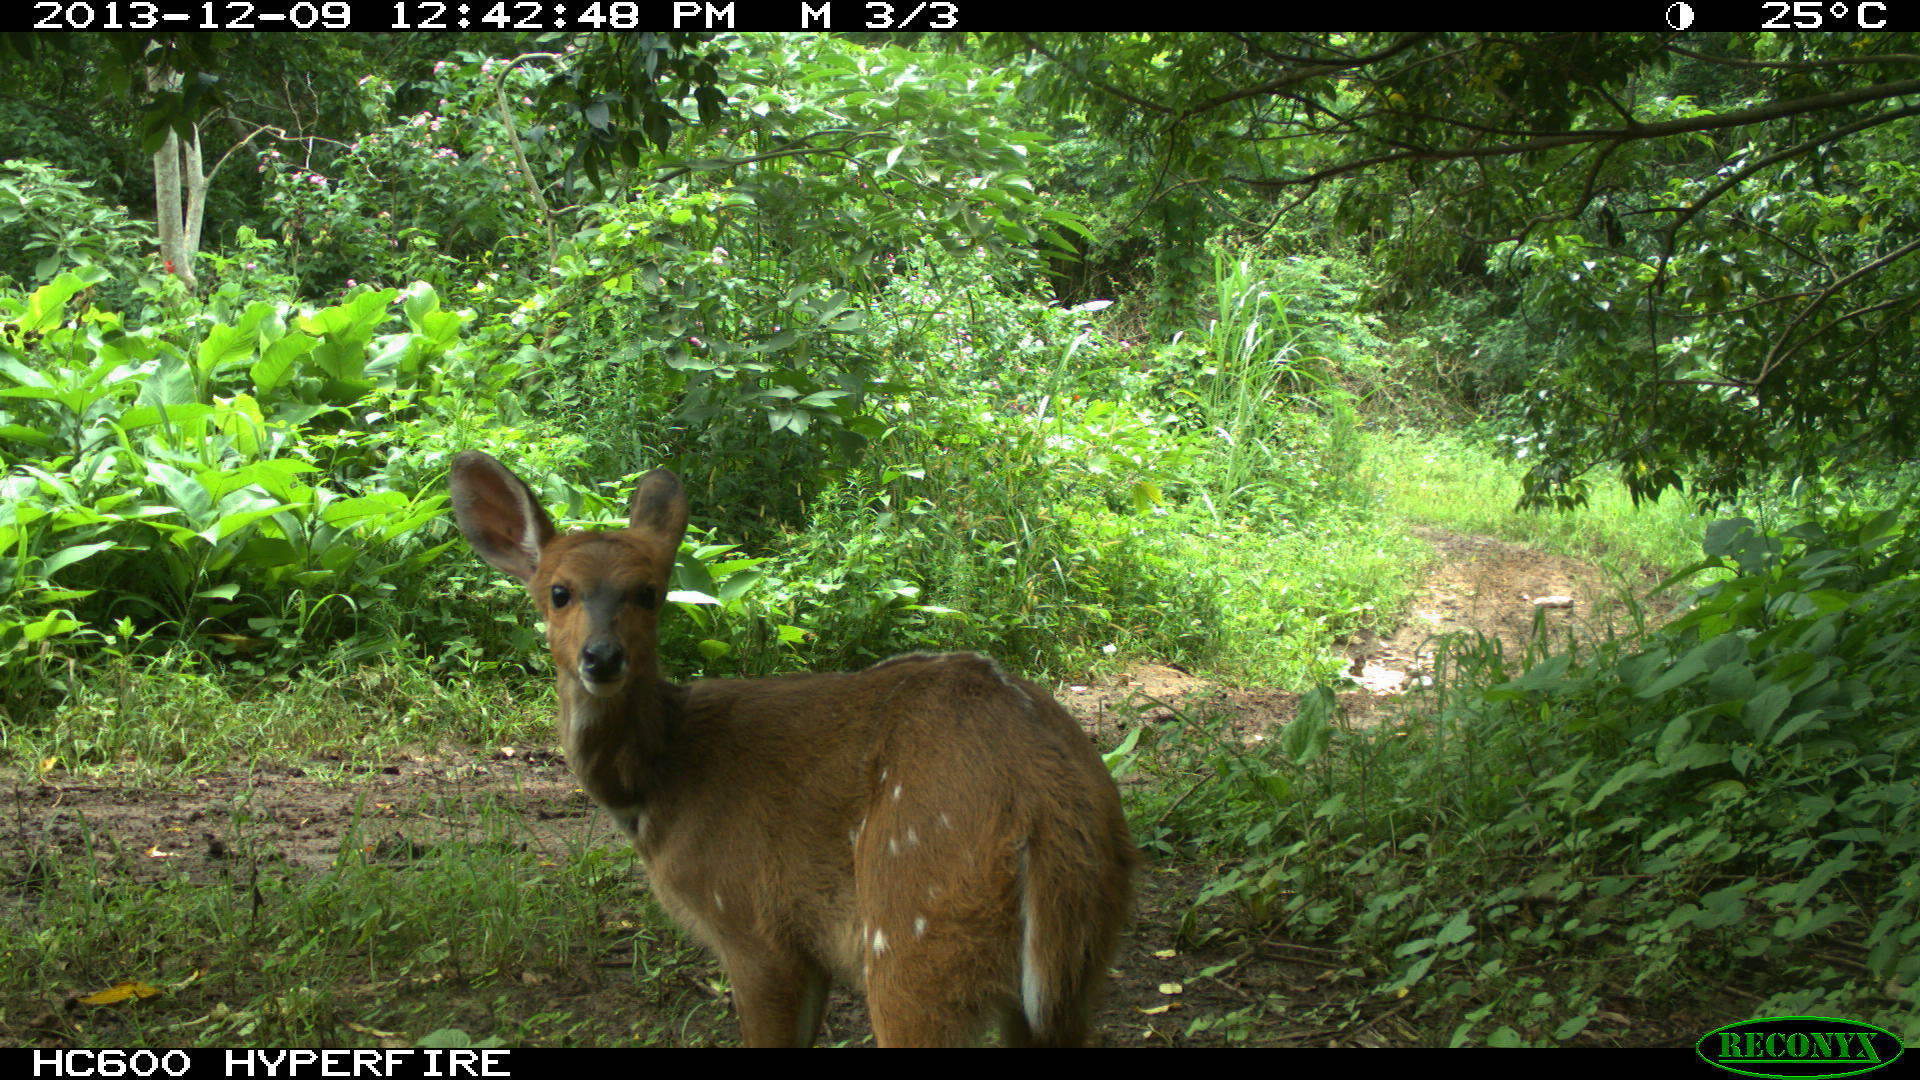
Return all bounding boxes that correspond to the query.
[999,32,1920,507]
[1146,510,1920,1042]
[2,30,1916,1045]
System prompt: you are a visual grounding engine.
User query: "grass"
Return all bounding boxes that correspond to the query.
[2,656,549,782]
[1374,428,1710,581]
[1164,504,1426,684]
[1,763,738,1047]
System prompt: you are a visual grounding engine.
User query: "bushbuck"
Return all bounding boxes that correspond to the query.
[450,451,1134,1046]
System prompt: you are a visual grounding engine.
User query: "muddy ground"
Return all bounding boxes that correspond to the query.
[5,528,1698,1047]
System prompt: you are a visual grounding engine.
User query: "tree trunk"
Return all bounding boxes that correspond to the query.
[148,67,204,294]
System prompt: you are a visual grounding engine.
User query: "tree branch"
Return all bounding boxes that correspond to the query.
[1225,78,1920,189]
[1758,235,1920,386]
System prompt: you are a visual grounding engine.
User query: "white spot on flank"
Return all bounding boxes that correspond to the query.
[880,766,889,783]
[872,928,888,956]
[905,826,919,847]
[713,891,725,912]
[888,836,899,856]
[892,783,903,802]
[914,916,927,937]
[939,812,952,830]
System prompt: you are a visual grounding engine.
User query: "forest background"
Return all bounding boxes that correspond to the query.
[1,31,1917,1047]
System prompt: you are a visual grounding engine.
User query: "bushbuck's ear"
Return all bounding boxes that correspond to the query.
[450,451,557,583]
[628,468,689,547]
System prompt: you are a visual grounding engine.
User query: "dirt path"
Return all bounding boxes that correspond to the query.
[4,527,1665,1047]
[1059,525,1661,735]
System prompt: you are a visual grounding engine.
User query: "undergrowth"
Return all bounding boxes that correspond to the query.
[1133,506,1920,1045]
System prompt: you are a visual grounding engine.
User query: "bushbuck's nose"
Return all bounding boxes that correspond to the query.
[579,640,626,684]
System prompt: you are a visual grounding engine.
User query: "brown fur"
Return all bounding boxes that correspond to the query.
[450,452,1135,1046]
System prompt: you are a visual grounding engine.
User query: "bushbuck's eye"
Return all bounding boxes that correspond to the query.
[550,585,572,608]
[633,585,658,610]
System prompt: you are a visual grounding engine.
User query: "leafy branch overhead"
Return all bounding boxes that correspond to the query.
[1007,32,1920,506]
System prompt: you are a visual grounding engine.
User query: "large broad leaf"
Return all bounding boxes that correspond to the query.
[201,502,299,544]
[19,611,84,642]
[138,359,199,409]
[21,269,105,332]
[251,332,317,396]
[401,283,465,346]
[200,458,317,503]
[319,493,409,528]
[370,497,448,542]
[296,288,399,342]
[310,338,369,384]
[196,323,257,383]
[115,402,215,434]
[214,394,267,457]
[0,424,53,447]
[144,461,213,525]
[0,354,51,390]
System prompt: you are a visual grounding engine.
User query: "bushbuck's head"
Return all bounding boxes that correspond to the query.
[450,451,689,698]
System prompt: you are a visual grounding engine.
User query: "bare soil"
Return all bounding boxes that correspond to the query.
[3,528,1691,1047]
[1062,525,1667,737]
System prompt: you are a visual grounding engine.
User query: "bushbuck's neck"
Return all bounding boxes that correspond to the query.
[555,670,685,828]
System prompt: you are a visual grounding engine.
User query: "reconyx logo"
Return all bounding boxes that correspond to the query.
[1697,1016,1904,1079]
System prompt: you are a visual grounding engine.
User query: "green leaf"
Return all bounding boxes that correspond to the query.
[1280,684,1335,764]
[39,541,116,577]
[139,358,198,409]
[21,272,93,332]
[1435,909,1476,946]
[204,504,297,544]
[319,494,406,528]
[1634,644,1710,698]
[145,462,212,524]
[197,323,257,381]
[1742,682,1792,739]
[21,611,84,642]
[0,424,53,447]
[1653,713,1695,763]
[252,332,316,395]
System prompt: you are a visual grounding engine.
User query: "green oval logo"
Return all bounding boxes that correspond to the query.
[1697,1016,1904,1079]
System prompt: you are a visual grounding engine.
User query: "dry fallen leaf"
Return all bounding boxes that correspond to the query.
[77,981,160,1006]
[346,1020,402,1038]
